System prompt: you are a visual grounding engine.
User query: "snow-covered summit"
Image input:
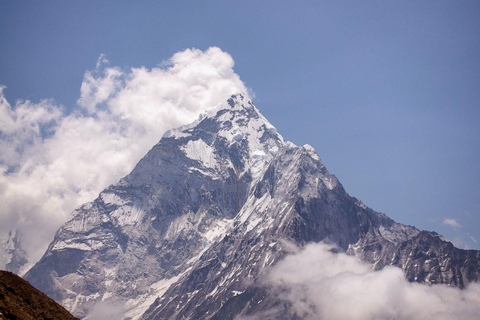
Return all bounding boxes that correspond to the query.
[162,93,286,181]
[164,93,278,138]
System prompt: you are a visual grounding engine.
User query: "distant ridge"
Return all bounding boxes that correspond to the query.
[0,270,78,320]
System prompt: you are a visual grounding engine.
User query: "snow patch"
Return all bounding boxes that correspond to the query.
[217,125,243,144]
[122,275,182,320]
[303,144,321,161]
[246,215,263,233]
[182,139,217,168]
[204,218,232,244]
[379,225,420,244]
[52,241,92,251]
[232,128,245,142]
[269,145,279,156]
[165,218,190,240]
[250,150,267,178]
[187,166,219,179]
[321,176,337,190]
[101,192,126,206]
[110,205,145,226]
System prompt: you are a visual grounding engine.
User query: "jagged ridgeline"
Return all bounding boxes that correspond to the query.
[24,94,480,319]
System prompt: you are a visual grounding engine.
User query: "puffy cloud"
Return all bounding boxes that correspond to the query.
[0,47,248,274]
[264,242,480,320]
[443,218,461,229]
[0,88,63,167]
[77,55,123,114]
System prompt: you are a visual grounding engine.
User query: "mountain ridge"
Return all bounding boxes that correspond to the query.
[24,93,480,319]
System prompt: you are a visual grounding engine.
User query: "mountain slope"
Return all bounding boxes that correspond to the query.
[140,142,420,319]
[0,270,78,320]
[24,94,480,319]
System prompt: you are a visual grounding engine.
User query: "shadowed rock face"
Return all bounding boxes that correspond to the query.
[0,270,78,320]
[24,94,480,319]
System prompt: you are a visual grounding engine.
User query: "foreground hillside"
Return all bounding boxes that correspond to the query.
[0,270,78,320]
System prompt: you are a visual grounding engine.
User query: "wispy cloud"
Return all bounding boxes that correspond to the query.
[468,233,478,244]
[0,47,248,272]
[262,242,480,320]
[443,218,462,229]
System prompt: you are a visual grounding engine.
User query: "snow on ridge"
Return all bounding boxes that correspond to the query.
[163,92,283,144]
[168,93,287,183]
[162,92,248,139]
[302,144,321,162]
[379,225,420,244]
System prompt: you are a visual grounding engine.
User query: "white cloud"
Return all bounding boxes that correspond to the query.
[87,300,125,320]
[77,56,123,113]
[263,242,480,320]
[0,47,249,273]
[443,218,461,229]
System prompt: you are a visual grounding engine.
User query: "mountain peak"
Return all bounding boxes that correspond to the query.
[160,93,285,181]
[164,93,280,138]
[24,94,480,319]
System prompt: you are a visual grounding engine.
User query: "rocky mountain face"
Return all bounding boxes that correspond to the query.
[24,94,480,319]
[0,270,78,320]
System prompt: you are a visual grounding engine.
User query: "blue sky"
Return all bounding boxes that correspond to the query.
[1,1,479,251]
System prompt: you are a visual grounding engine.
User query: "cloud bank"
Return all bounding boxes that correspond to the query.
[263,242,480,320]
[0,47,248,273]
